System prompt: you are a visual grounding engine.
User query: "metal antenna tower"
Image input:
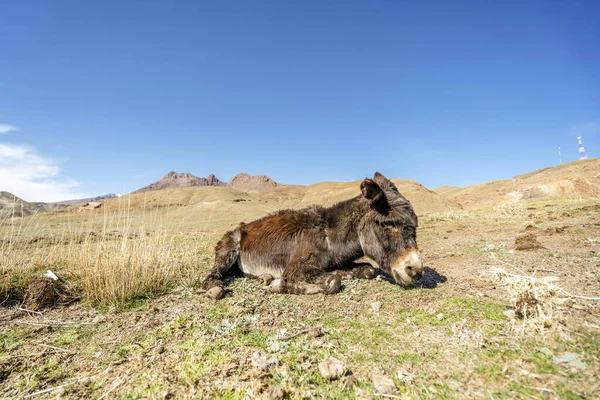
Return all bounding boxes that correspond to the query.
[558,147,562,164]
[578,136,587,160]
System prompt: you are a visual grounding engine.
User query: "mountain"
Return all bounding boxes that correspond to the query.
[134,172,225,193]
[227,173,278,191]
[0,192,65,218]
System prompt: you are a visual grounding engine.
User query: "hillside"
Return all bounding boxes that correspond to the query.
[99,176,462,235]
[0,191,66,218]
[254,178,461,214]
[434,158,600,209]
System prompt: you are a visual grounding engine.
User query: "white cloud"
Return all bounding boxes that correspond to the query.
[0,124,19,134]
[0,143,89,202]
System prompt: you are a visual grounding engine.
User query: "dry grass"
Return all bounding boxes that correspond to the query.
[0,201,214,306]
[422,209,471,223]
[491,199,527,217]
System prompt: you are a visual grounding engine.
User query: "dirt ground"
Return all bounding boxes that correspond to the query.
[1,197,599,399]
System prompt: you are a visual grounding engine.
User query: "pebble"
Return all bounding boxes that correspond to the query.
[503,310,516,320]
[267,386,286,400]
[372,373,396,394]
[92,314,107,324]
[371,301,382,313]
[250,351,278,371]
[397,369,414,382]
[318,357,346,380]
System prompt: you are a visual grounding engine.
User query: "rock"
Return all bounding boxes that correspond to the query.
[372,373,396,394]
[309,327,323,338]
[552,352,587,369]
[267,386,286,400]
[514,232,544,251]
[43,270,59,281]
[371,301,382,313]
[206,286,224,300]
[342,375,357,389]
[436,313,444,321]
[503,310,516,320]
[523,221,536,230]
[92,314,107,324]
[396,370,414,383]
[318,357,346,380]
[250,351,278,371]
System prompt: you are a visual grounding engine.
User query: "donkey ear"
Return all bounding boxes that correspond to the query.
[360,178,384,203]
[373,171,391,186]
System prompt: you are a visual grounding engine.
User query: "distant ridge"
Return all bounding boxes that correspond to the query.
[0,191,66,217]
[51,193,118,206]
[134,172,226,193]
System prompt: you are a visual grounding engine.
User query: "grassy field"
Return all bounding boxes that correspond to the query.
[1,195,599,399]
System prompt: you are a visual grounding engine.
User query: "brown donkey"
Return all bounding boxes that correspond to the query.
[202,172,423,299]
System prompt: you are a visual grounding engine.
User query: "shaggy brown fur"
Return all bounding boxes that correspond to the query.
[202,172,423,296]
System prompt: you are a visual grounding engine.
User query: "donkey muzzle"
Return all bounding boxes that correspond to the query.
[391,249,423,287]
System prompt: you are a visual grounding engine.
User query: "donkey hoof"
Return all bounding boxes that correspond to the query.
[206,286,225,300]
[268,279,282,293]
[360,266,376,280]
[326,276,342,294]
[259,274,274,286]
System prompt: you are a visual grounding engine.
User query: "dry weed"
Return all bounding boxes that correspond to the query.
[491,199,526,218]
[487,266,564,335]
[0,204,214,306]
[485,254,600,335]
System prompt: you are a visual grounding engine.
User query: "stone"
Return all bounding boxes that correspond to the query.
[503,310,516,320]
[267,386,286,400]
[318,357,346,380]
[92,314,108,324]
[371,301,382,313]
[372,373,396,394]
[251,351,278,371]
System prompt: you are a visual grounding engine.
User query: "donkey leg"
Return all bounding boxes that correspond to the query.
[201,229,241,298]
[331,262,376,280]
[277,246,342,295]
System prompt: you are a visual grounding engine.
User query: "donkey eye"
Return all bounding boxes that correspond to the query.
[386,225,401,234]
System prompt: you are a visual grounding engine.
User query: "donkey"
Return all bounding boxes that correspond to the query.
[202,172,423,299]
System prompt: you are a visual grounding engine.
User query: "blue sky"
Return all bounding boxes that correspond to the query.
[1,1,598,201]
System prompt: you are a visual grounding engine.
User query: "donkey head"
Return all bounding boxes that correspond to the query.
[358,172,423,287]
